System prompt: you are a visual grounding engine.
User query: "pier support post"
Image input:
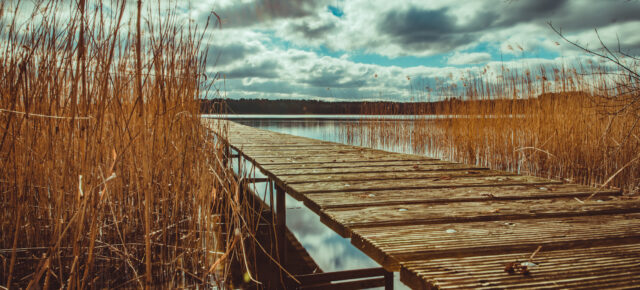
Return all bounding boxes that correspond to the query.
[384,270,393,290]
[276,184,287,267]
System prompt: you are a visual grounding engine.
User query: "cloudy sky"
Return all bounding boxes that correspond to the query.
[8,0,637,101]
[193,0,640,101]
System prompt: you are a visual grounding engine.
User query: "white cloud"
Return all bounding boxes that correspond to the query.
[197,0,640,101]
[447,52,492,65]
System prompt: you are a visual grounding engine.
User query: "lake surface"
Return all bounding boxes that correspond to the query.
[203,114,429,120]
[232,117,429,155]
[220,115,424,289]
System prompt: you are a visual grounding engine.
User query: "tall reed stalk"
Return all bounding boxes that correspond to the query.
[1,0,253,288]
[347,61,640,193]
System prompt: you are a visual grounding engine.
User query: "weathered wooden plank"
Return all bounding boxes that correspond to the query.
[228,134,323,140]
[350,213,640,271]
[230,139,323,146]
[226,132,324,144]
[234,144,333,148]
[239,145,397,155]
[281,169,512,184]
[262,160,454,171]
[400,243,640,289]
[268,163,482,176]
[238,145,358,152]
[240,148,380,159]
[240,148,430,160]
[254,161,465,195]
[251,154,431,166]
[230,139,322,144]
[288,175,562,194]
[305,184,621,209]
[322,197,640,233]
[296,267,387,284]
[227,133,314,139]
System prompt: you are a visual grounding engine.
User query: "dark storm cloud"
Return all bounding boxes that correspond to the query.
[378,7,487,52]
[208,43,261,66]
[493,0,638,32]
[209,0,328,28]
[376,0,640,53]
[287,20,337,39]
[498,0,640,49]
[546,0,640,30]
[224,59,281,79]
[379,0,568,42]
[495,0,568,26]
[379,8,456,40]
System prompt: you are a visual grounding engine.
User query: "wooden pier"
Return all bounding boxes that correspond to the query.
[205,119,640,289]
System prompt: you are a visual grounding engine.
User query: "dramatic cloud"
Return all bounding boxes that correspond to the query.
[206,0,330,28]
[378,7,479,53]
[208,42,262,66]
[199,0,640,101]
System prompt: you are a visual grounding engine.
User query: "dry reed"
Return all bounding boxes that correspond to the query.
[1,0,255,288]
[346,61,640,194]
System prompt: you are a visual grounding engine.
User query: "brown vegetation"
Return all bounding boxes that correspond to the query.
[346,63,640,194]
[0,1,252,288]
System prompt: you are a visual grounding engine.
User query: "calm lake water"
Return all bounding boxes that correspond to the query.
[220,115,427,289]
[203,114,431,120]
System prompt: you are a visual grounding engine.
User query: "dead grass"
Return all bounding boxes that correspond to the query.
[347,63,640,193]
[0,0,250,288]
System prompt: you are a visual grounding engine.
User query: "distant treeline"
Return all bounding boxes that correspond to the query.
[200,98,460,114]
[201,99,367,114]
[200,93,585,115]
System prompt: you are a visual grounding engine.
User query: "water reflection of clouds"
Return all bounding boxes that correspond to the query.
[250,185,379,273]
[286,201,379,272]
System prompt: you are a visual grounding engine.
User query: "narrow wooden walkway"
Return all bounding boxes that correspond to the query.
[205,119,640,289]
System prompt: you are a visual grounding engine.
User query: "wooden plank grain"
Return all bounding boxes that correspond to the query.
[322,197,640,232]
[262,160,453,171]
[350,213,640,271]
[288,175,562,194]
[305,184,620,209]
[400,243,640,289]
[230,139,323,147]
[241,148,388,159]
[268,162,482,176]
[239,145,358,154]
[252,154,431,166]
[281,169,512,184]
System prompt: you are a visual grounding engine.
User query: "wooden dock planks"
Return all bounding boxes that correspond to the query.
[304,184,621,209]
[204,119,640,289]
[325,198,640,232]
[350,213,640,270]
[400,243,640,289]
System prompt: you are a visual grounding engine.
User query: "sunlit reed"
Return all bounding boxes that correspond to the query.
[0,0,255,288]
[345,62,639,193]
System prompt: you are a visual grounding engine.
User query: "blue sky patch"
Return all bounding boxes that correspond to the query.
[328,5,344,17]
[350,52,446,68]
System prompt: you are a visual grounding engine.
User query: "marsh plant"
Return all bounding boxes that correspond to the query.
[346,52,640,194]
[0,0,254,288]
